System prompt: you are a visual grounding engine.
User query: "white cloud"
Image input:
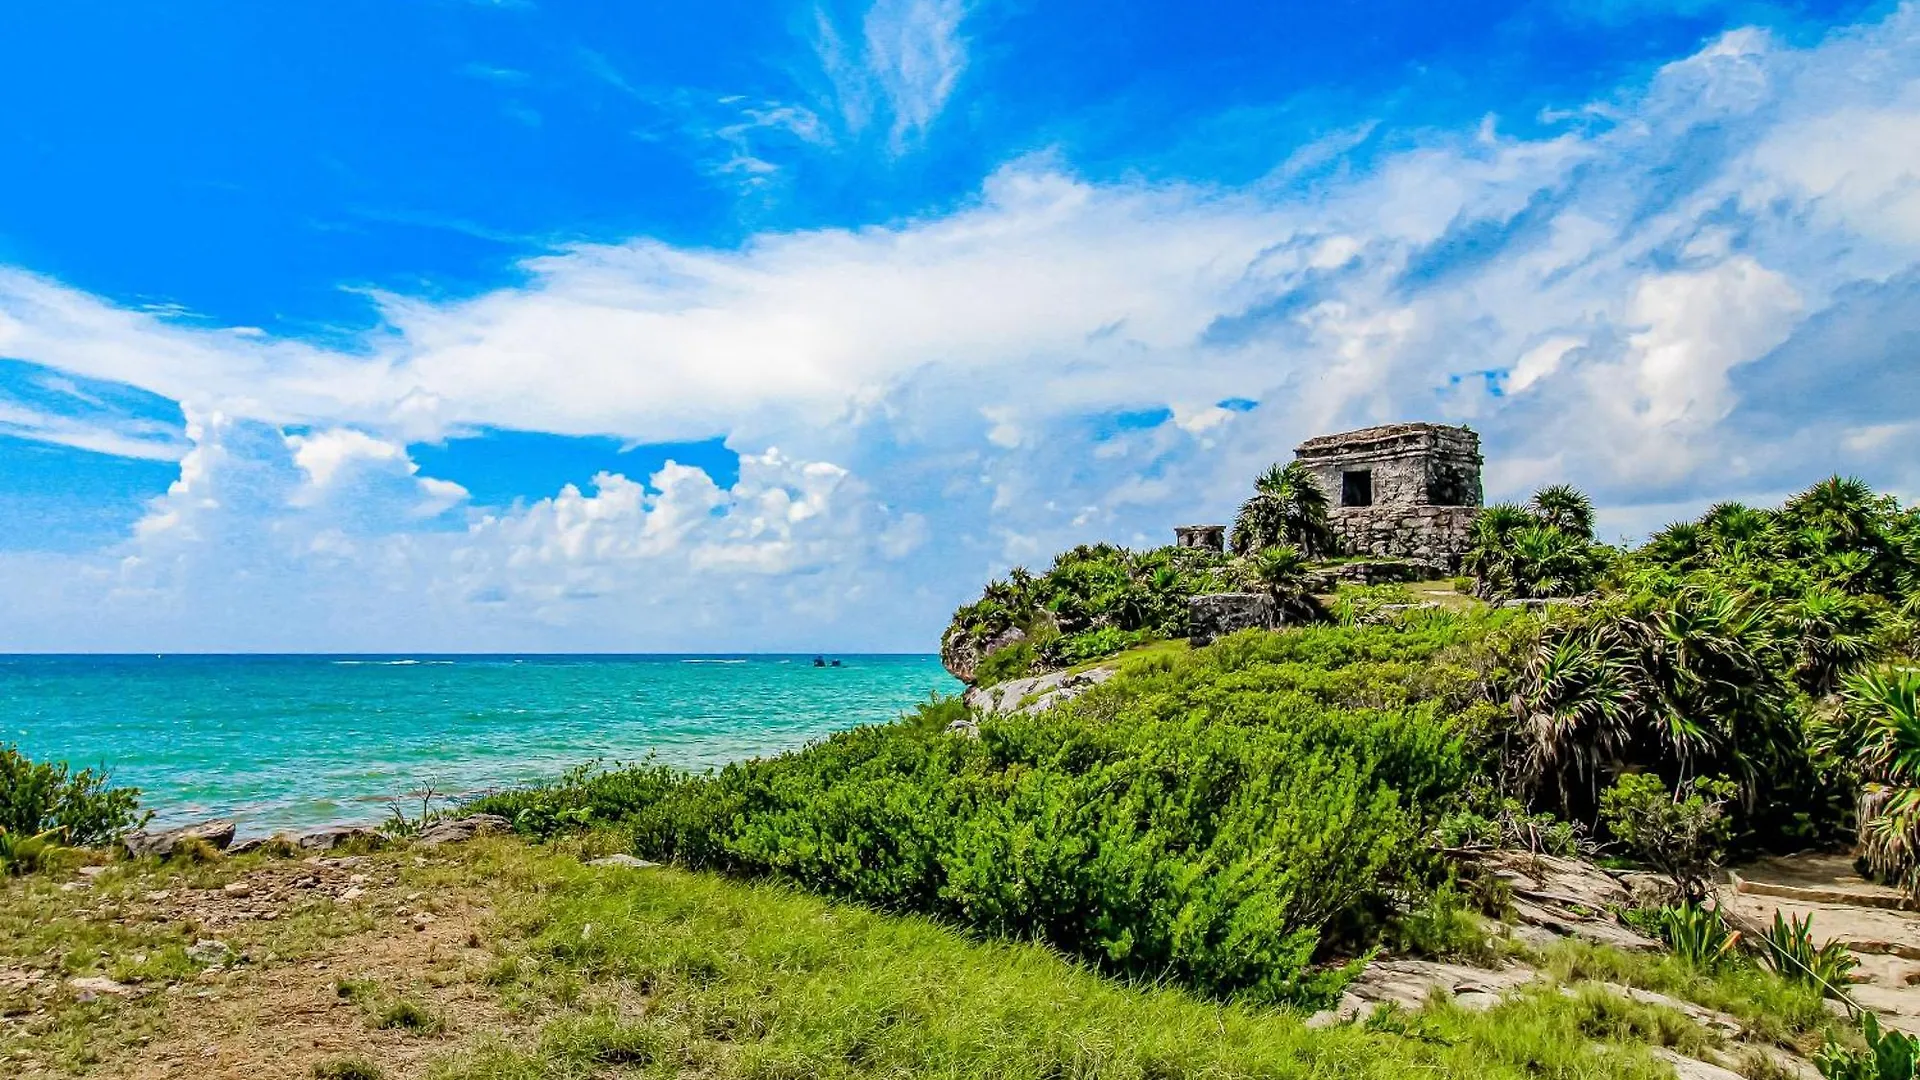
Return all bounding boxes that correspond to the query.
[5,6,1920,647]
[813,0,970,150]
[287,428,408,489]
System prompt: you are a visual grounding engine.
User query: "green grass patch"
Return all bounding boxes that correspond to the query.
[436,842,1695,1080]
[1533,938,1835,1050]
[312,1056,385,1080]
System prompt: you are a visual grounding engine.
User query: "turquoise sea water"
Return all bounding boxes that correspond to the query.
[3,654,956,836]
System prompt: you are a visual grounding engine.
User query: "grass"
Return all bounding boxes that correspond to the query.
[1531,938,1836,1051]
[374,995,446,1035]
[312,1056,385,1080]
[1063,636,1190,676]
[432,840,1704,1080]
[2,835,1851,1079]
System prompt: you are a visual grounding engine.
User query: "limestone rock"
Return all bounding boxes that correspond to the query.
[1618,871,1682,911]
[940,625,1027,684]
[1306,959,1537,1026]
[1650,1048,1747,1080]
[122,819,237,860]
[1454,849,1660,952]
[588,854,660,869]
[68,975,133,997]
[1187,593,1275,646]
[416,814,512,846]
[187,939,234,966]
[963,666,1118,718]
[292,825,385,853]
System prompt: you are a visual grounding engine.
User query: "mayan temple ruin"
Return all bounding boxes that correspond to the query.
[1293,422,1483,571]
[1178,422,1484,573]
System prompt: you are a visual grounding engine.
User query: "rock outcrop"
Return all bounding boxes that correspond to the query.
[1187,593,1275,646]
[940,625,1026,684]
[122,819,237,860]
[291,825,385,853]
[1453,849,1661,952]
[417,814,512,846]
[962,666,1118,719]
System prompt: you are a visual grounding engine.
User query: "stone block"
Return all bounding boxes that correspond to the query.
[1188,593,1275,646]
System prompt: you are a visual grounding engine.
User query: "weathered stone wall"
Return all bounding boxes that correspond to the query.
[1292,422,1483,571]
[1294,423,1483,509]
[1327,506,1478,572]
[1174,524,1227,551]
[1303,559,1426,591]
[1187,592,1275,646]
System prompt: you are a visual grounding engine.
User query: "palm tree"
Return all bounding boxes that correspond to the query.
[1842,667,1920,897]
[1644,521,1705,568]
[1700,502,1774,556]
[1514,629,1636,813]
[1233,544,1317,623]
[1531,484,1597,541]
[1507,524,1603,598]
[1231,462,1335,557]
[1512,584,1790,819]
[1781,476,1881,549]
[1780,585,1878,696]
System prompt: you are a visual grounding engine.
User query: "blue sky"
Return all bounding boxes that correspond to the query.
[0,0,1916,650]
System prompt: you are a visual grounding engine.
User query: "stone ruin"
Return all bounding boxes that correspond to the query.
[1173,421,1483,576]
[1294,422,1482,572]
[1173,524,1226,552]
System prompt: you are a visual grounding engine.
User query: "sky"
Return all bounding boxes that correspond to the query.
[1,0,1917,652]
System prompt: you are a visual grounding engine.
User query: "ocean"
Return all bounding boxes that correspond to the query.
[2,654,957,836]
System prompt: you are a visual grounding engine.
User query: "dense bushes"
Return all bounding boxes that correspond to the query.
[1496,477,1920,877]
[476,619,1509,1005]
[1463,485,1612,600]
[943,543,1238,683]
[0,745,148,847]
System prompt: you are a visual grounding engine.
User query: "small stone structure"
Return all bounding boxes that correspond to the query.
[1293,423,1483,572]
[1173,524,1227,552]
[1188,593,1276,646]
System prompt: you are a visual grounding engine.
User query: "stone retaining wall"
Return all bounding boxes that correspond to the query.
[1328,506,1478,573]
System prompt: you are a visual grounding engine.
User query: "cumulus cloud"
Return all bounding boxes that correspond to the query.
[3,5,1920,647]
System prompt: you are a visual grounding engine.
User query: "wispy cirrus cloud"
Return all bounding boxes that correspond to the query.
[579,48,832,190]
[813,0,971,152]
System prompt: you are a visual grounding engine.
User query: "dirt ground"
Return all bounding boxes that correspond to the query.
[4,848,529,1080]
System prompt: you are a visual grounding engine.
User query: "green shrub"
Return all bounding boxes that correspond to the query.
[480,620,1501,1006]
[1758,911,1858,997]
[1386,883,1497,967]
[1599,774,1735,901]
[0,827,72,877]
[1816,1012,1920,1080]
[1045,625,1149,666]
[467,759,690,839]
[1657,904,1739,970]
[1436,784,1585,856]
[974,639,1037,686]
[942,543,1238,679]
[0,745,148,846]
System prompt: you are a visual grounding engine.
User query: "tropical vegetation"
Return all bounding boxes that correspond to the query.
[0,744,147,848]
[1462,483,1611,600]
[476,619,1505,1005]
[1231,460,1336,556]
